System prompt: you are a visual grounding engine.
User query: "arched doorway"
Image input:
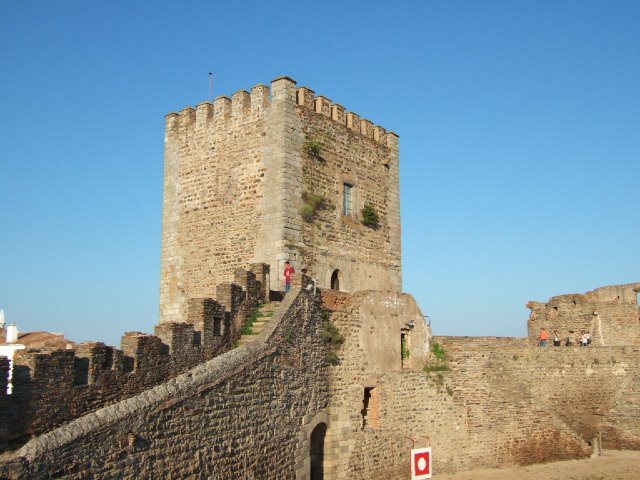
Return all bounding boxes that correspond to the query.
[310,422,327,480]
[330,270,340,291]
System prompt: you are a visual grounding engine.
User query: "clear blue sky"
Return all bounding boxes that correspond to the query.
[1,1,638,346]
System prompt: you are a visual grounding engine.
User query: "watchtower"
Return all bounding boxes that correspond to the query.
[160,76,401,323]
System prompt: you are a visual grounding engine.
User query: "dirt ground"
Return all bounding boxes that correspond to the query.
[433,450,640,480]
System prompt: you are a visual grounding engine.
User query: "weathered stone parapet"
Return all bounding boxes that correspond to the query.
[527,282,640,346]
[1,266,268,453]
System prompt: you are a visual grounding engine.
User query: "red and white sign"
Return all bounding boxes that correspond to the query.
[411,447,432,479]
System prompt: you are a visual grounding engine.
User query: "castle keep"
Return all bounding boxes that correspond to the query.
[0,77,638,480]
[160,76,401,324]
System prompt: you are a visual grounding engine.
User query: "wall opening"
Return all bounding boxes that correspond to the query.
[73,357,89,386]
[361,387,373,429]
[213,315,222,336]
[331,270,340,291]
[401,332,408,367]
[310,422,327,480]
[360,387,380,430]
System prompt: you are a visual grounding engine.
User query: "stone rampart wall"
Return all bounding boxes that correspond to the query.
[0,286,329,480]
[0,266,268,453]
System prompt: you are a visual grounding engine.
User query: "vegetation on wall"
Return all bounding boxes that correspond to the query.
[241,306,262,335]
[301,191,328,223]
[423,341,449,373]
[361,204,380,229]
[401,335,410,360]
[303,130,334,163]
[304,139,323,159]
[322,317,345,366]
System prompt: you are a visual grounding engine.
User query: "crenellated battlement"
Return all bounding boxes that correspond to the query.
[0,264,270,452]
[295,84,397,147]
[164,76,397,146]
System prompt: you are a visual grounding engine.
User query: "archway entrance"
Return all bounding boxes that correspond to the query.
[330,270,340,291]
[310,422,327,480]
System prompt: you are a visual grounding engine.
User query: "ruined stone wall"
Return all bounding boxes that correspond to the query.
[0,267,268,453]
[0,287,331,480]
[322,292,640,479]
[294,89,402,293]
[527,283,640,346]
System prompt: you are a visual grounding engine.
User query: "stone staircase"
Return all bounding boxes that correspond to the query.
[237,301,280,346]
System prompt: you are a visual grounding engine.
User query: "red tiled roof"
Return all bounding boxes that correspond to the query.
[0,330,74,349]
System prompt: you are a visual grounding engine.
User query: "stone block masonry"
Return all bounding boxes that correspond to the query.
[160,76,402,324]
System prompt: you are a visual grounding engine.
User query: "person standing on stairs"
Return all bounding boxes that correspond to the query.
[283,260,295,294]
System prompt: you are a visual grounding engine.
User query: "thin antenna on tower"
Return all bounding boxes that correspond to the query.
[209,72,213,102]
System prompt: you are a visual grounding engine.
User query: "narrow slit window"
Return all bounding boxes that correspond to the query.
[361,387,380,430]
[343,183,353,216]
[361,387,373,429]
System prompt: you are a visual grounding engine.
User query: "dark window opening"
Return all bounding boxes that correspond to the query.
[73,357,89,386]
[331,269,340,291]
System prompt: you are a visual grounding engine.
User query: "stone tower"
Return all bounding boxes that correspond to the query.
[160,76,401,323]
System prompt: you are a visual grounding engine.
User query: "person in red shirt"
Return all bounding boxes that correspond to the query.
[283,261,295,293]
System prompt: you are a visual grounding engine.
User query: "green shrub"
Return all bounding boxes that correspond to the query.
[326,353,341,366]
[304,140,323,159]
[301,191,328,223]
[304,130,334,162]
[361,204,379,228]
[431,342,446,360]
[322,321,344,367]
[322,322,345,346]
[301,204,315,223]
[424,342,450,374]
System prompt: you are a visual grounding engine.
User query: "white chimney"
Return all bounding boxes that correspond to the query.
[0,309,5,329]
[6,323,19,344]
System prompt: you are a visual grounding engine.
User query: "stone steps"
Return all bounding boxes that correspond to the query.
[237,302,281,346]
